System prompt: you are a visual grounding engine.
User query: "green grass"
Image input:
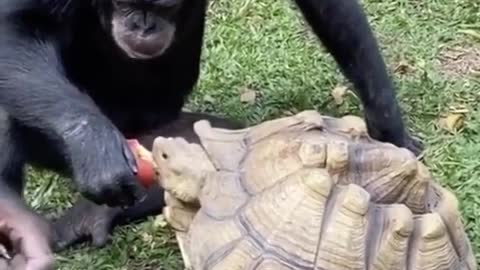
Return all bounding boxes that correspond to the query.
[26,0,480,268]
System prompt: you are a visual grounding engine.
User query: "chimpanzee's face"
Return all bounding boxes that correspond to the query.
[108,0,183,59]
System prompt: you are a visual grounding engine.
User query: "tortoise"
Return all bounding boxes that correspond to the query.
[148,110,476,270]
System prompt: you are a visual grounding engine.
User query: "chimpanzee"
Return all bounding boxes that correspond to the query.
[0,0,422,265]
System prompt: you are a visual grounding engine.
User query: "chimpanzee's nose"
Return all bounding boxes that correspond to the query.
[129,14,157,34]
[141,19,157,34]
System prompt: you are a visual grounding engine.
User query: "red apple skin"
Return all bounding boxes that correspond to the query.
[127,139,155,188]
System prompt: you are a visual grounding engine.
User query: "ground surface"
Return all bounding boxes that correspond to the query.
[25,0,479,269]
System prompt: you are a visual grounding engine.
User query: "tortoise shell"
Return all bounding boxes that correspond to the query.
[152,111,476,270]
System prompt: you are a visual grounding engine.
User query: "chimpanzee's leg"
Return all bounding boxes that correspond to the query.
[51,112,243,251]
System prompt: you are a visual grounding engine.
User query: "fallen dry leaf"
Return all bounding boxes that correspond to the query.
[438,113,466,132]
[240,88,257,104]
[331,85,348,105]
[394,60,416,75]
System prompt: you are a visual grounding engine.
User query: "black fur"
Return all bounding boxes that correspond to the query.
[0,0,421,251]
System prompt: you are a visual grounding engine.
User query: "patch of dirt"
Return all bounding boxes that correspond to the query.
[436,45,480,78]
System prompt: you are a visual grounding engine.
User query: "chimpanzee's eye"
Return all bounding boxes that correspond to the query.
[113,0,134,12]
[152,0,179,8]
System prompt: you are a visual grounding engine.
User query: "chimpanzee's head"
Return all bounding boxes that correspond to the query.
[99,0,183,59]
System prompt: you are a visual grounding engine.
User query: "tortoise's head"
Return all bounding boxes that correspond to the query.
[152,137,214,204]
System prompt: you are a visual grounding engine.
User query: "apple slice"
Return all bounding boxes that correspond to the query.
[127,139,155,188]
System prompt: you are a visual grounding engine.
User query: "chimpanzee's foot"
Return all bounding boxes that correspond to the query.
[51,184,167,251]
[51,198,121,251]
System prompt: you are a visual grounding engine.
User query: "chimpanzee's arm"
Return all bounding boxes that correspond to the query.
[294,0,421,153]
[0,44,104,139]
[0,25,143,207]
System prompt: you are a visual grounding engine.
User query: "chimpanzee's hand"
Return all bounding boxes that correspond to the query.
[0,201,54,270]
[67,123,146,208]
[364,110,424,157]
[400,133,423,157]
[368,127,424,156]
